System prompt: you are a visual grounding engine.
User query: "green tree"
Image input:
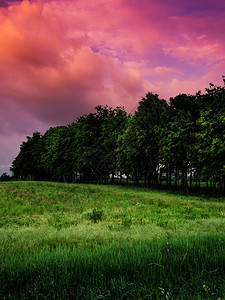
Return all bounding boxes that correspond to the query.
[0,173,11,181]
[118,93,169,186]
[195,82,225,193]
[11,132,44,179]
[41,126,76,181]
[74,105,128,183]
[117,116,145,184]
[97,105,128,184]
[159,93,201,192]
[73,112,103,182]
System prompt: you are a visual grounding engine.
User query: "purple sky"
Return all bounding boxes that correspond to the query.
[0,0,225,175]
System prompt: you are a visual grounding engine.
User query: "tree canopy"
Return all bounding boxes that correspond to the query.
[11,80,225,195]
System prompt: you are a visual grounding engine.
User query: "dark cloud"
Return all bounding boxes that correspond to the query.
[0,0,24,7]
[157,0,225,16]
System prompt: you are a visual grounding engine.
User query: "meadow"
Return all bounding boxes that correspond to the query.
[0,181,224,299]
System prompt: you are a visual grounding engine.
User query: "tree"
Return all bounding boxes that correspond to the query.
[10,79,225,195]
[117,116,145,184]
[11,132,44,179]
[159,93,200,192]
[74,105,128,183]
[194,82,225,193]
[97,105,128,184]
[0,173,11,181]
[118,93,169,186]
[73,111,104,182]
[41,126,75,182]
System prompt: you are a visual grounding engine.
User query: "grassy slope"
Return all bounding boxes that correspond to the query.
[0,181,224,299]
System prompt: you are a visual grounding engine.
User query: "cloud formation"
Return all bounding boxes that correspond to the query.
[0,0,225,173]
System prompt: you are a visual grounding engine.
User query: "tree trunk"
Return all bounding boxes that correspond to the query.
[147,175,151,188]
[206,179,209,192]
[126,174,129,185]
[104,169,109,184]
[144,176,147,187]
[111,170,115,185]
[159,169,162,189]
[184,169,189,194]
[189,169,192,191]
[213,179,216,197]
[135,172,139,185]
[175,167,178,189]
[168,168,172,190]
[154,169,159,189]
[166,169,169,189]
[120,173,122,185]
[195,174,198,190]
[223,176,225,194]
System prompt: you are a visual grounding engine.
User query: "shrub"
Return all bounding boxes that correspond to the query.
[87,208,104,223]
[0,173,11,182]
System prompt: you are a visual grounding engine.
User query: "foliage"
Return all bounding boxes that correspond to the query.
[87,208,104,223]
[0,173,11,181]
[11,132,44,180]
[10,79,225,194]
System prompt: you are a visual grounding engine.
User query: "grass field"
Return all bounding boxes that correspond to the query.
[0,181,224,299]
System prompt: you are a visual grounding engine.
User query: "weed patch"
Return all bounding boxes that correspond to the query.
[87,208,104,223]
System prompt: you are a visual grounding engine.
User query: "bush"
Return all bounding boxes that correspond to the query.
[0,173,11,182]
[87,208,104,223]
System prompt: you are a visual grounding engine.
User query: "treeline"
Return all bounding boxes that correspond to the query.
[11,81,225,194]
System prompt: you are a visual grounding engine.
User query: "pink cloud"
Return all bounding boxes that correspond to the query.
[163,32,225,65]
[1,0,224,122]
[1,0,225,174]
[161,14,225,66]
[43,0,164,58]
[0,0,149,128]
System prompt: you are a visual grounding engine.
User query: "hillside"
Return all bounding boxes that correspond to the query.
[0,181,224,299]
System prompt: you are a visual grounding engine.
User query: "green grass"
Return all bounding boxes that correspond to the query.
[0,181,224,299]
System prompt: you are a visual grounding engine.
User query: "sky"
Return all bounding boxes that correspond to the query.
[0,0,225,175]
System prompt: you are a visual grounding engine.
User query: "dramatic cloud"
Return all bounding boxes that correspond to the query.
[0,0,23,7]
[0,0,225,174]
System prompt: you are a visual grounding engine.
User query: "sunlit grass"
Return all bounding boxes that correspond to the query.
[0,181,224,232]
[0,181,224,299]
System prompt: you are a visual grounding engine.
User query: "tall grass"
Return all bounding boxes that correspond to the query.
[1,234,224,299]
[0,181,224,299]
